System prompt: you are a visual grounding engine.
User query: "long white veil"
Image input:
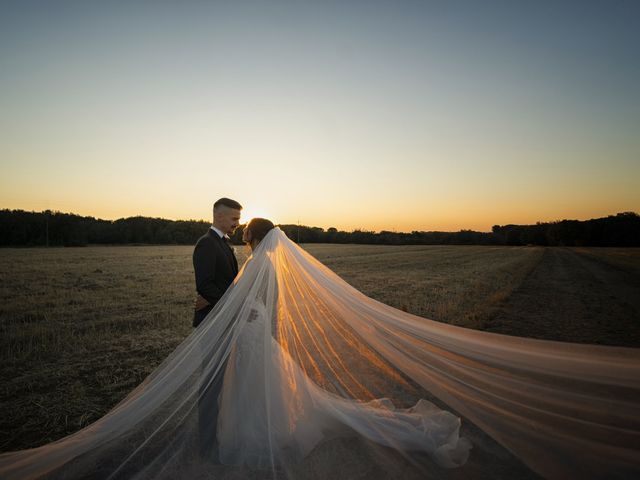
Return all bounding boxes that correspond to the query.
[1,227,639,479]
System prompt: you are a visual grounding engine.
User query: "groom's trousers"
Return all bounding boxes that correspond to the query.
[196,304,231,462]
[198,356,227,462]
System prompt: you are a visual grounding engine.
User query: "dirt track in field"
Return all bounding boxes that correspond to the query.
[485,248,640,348]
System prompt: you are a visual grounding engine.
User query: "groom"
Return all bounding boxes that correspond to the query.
[192,197,242,328]
[192,197,241,461]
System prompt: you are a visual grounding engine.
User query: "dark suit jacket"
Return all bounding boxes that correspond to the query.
[192,229,239,327]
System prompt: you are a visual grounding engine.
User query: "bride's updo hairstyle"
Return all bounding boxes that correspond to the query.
[245,218,275,243]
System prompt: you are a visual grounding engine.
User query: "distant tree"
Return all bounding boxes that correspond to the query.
[1,210,637,247]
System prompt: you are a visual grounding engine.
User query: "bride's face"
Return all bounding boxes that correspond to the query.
[242,227,252,245]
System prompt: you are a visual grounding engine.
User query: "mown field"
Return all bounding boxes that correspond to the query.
[1,243,638,455]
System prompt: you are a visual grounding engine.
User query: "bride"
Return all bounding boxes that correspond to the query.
[0,219,639,479]
[216,218,471,469]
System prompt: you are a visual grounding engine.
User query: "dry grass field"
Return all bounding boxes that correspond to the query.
[1,243,638,462]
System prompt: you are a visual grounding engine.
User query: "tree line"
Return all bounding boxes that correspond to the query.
[0,209,638,247]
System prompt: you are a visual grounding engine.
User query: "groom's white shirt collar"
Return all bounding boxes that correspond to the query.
[210,226,228,239]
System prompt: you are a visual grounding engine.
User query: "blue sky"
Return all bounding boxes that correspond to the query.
[1,0,638,231]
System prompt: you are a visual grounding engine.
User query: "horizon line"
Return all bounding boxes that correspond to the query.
[3,207,637,235]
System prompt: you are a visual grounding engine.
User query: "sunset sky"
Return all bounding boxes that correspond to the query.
[1,1,638,232]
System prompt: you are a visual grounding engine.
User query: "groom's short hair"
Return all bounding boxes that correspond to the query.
[213,198,242,212]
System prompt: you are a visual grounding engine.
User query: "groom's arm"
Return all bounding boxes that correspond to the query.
[193,240,227,306]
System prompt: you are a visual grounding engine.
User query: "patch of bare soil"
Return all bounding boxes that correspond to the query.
[485,247,640,347]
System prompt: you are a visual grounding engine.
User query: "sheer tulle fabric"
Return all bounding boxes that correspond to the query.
[0,227,638,479]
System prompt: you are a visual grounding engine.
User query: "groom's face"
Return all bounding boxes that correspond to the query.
[215,207,241,235]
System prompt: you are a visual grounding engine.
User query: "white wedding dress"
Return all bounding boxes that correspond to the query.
[217,297,470,469]
[0,227,638,480]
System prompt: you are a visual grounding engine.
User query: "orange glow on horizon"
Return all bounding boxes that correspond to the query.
[0,196,636,234]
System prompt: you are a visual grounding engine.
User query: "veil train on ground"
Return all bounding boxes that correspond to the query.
[1,227,639,479]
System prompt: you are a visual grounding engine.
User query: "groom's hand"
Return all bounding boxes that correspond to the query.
[194,294,210,311]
